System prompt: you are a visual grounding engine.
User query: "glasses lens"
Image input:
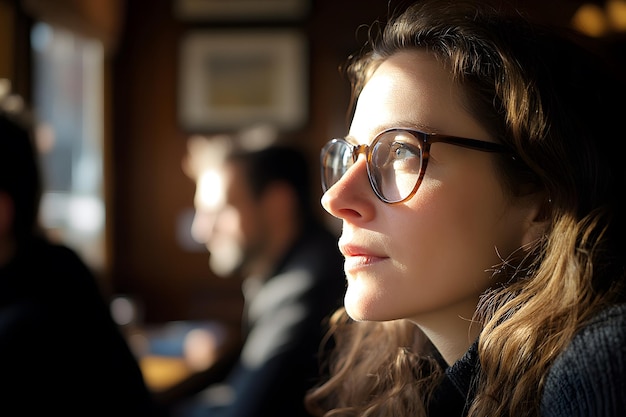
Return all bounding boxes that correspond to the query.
[370,130,423,202]
[321,139,354,192]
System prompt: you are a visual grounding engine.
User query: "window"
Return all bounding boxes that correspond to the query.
[31,22,106,272]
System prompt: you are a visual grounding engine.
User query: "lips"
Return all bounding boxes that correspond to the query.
[339,243,375,257]
[339,243,388,271]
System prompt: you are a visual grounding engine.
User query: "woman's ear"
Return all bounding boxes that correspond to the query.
[521,193,551,247]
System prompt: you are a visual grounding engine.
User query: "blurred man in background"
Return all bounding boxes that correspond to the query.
[174,127,345,417]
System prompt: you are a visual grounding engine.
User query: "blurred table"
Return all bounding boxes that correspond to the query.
[134,320,242,404]
[141,355,193,392]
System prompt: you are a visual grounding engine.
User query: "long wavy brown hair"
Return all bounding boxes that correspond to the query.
[305,1,626,416]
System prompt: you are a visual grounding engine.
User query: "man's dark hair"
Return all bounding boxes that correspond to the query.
[228,145,313,220]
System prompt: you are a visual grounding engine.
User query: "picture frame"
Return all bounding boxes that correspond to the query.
[174,0,310,21]
[178,30,308,132]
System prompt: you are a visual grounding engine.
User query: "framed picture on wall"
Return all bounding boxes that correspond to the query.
[178,30,308,132]
[174,0,310,21]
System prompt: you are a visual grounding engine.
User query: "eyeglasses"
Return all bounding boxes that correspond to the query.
[320,128,510,204]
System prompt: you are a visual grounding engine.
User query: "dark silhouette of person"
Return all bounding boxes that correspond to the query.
[0,95,163,416]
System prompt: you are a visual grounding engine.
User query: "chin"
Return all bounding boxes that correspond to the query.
[209,256,241,278]
[344,293,381,322]
[208,244,244,277]
[344,293,406,323]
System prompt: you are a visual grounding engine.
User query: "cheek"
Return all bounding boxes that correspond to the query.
[416,174,510,268]
[213,207,245,242]
[393,177,510,306]
[233,204,266,247]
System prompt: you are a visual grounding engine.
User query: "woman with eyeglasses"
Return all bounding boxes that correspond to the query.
[305,1,626,416]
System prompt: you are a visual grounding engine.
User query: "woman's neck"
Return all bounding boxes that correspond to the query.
[411,299,482,365]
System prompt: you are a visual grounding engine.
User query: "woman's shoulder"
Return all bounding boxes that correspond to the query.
[575,303,626,349]
[541,303,626,416]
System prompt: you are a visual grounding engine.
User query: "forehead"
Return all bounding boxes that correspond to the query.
[349,50,489,143]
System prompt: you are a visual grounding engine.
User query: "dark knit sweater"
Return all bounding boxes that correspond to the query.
[428,303,626,416]
[540,303,626,416]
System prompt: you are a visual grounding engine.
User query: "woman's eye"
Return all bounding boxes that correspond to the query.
[391,142,419,159]
[372,135,420,168]
[390,143,421,170]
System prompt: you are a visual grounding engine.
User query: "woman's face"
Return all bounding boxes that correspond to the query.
[322,50,540,329]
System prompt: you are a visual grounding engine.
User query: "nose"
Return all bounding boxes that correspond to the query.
[321,155,376,222]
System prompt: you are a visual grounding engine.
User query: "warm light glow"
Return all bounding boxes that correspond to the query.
[572,1,626,36]
[607,0,626,31]
[572,4,609,37]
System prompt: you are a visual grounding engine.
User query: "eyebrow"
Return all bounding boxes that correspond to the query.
[344,121,441,144]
